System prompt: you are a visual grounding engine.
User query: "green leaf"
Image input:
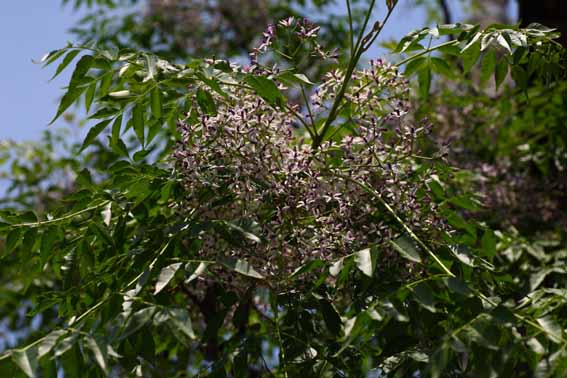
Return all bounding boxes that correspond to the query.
[430,342,449,378]
[495,33,512,53]
[448,195,480,211]
[89,107,119,119]
[49,86,86,125]
[6,228,23,253]
[462,40,481,73]
[480,50,497,85]
[450,245,476,267]
[319,300,342,335]
[196,88,217,116]
[50,50,80,81]
[355,248,377,277]
[481,32,495,51]
[120,306,157,340]
[329,257,345,277]
[446,277,472,296]
[50,55,95,123]
[40,48,67,67]
[431,57,454,78]
[390,236,422,263]
[404,57,428,77]
[132,103,145,147]
[494,59,509,89]
[99,73,112,96]
[291,260,325,278]
[481,230,496,257]
[111,115,123,145]
[536,317,563,344]
[154,262,182,295]
[84,336,108,374]
[530,268,565,291]
[38,330,67,358]
[245,75,285,108]
[511,65,528,89]
[168,308,196,339]
[413,284,437,312]
[185,262,208,284]
[418,66,431,98]
[220,257,264,279]
[12,349,38,378]
[150,87,162,119]
[80,119,112,152]
[84,81,97,113]
[293,73,314,85]
[108,136,129,158]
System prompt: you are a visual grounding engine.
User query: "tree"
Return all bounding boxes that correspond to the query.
[1,1,566,377]
[519,0,567,45]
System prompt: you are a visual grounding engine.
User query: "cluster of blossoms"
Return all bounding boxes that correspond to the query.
[173,57,446,283]
[250,16,338,68]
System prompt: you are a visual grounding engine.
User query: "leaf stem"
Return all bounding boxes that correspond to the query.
[396,40,459,67]
[9,201,111,228]
[312,0,398,150]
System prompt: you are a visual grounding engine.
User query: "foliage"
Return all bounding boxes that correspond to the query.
[1,1,567,377]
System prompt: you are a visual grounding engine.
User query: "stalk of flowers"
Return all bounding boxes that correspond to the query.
[172,20,448,286]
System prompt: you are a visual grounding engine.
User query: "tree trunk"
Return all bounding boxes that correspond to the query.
[518,0,567,45]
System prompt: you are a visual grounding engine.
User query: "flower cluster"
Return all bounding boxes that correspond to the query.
[250,17,337,68]
[173,38,445,284]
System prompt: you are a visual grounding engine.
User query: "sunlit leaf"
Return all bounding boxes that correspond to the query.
[390,236,422,263]
[154,262,182,295]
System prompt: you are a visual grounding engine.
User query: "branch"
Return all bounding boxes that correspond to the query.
[438,0,452,25]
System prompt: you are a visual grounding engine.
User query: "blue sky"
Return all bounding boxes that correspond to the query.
[0,2,85,142]
[0,1,517,143]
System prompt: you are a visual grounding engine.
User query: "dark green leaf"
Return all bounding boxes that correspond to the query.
[319,300,342,335]
[494,59,509,89]
[245,75,286,108]
[462,40,481,73]
[111,115,122,145]
[291,260,325,278]
[413,284,437,312]
[49,86,86,125]
[167,308,196,340]
[431,57,454,78]
[404,57,428,77]
[196,88,217,116]
[150,87,162,119]
[120,307,157,340]
[80,119,112,152]
[480,50,497,85]
[84,81,96,114]
[50,50,80,81]
[132,103,145,147]
[418,66,431,98]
